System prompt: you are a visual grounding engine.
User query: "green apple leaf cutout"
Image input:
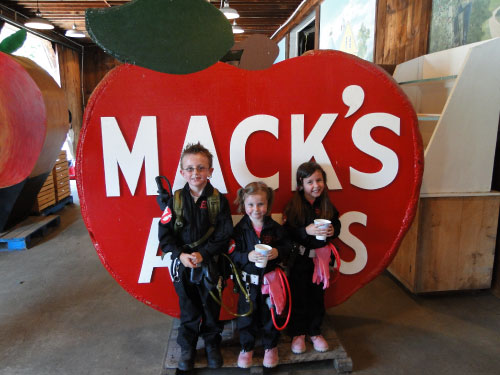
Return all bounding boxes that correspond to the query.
[86,0,234,74]
[0,29,27,54]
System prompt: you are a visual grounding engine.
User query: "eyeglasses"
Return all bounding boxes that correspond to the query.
[182,166,208,173]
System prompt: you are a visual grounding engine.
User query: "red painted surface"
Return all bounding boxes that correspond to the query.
[0,52,46,188]
[77,50,423,318]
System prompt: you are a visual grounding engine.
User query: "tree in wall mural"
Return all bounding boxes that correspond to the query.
[429,0,498,53]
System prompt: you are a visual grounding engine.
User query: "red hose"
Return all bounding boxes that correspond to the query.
[270,268,292,331]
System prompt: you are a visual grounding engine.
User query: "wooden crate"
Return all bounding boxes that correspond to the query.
[52,150,70,202]
[33,173,56,212]
[388,194,500,293]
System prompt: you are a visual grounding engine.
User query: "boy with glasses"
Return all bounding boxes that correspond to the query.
[158,142,233,371]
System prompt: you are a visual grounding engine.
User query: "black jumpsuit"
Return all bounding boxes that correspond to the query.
[158,182,233,351]
[230,215,290,351]
[284,193,341,337]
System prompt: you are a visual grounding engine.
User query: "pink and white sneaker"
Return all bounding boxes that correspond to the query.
[291,335,306,354]
[237,350,253,368]
[263,347,279,368]
[310,335,329,352]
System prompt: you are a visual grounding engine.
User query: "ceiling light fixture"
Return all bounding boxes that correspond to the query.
[65,23,85,38]
[220,0,239,20]
[25,0,54,30]
[232,20,244,34]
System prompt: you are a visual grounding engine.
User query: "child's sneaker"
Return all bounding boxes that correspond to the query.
[237,350,253,368]
[291,335,306,354]
[263,347,279,368]
[310,335,329,352]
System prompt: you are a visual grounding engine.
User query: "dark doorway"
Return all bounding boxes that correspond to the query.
[298,19,315,56]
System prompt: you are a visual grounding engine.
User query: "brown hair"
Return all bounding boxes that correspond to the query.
[284,162,334,227]
[180,142,213,168]
[234,181,274,215]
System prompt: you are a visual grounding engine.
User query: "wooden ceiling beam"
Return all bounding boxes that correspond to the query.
[6,0,305,46]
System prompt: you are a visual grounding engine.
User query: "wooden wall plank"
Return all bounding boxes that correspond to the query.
[374,0,387,63]
[457,197,484,289]
[473,197,499,288]
[57,45,83,152]
[375,0,432,65]
[395,0,409,65]
[492,207,500,298]
[401,196,500,293]
[83,46,121,106]
[387,200,421,291]
[417,0,432,60]
[383,0,396,63]
[418,197,463,292]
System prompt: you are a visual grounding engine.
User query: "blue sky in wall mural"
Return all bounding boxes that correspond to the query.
[319,0,375,62]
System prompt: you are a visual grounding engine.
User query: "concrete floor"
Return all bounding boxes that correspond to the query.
[1,183,499,375]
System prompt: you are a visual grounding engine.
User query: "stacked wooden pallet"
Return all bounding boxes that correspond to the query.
[33,150,71,213]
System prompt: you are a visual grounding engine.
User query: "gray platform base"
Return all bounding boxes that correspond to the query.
[162,315,352,374]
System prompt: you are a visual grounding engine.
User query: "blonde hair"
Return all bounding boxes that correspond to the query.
[234,181,274,215]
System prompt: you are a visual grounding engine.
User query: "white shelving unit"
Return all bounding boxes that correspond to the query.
[388,38,500,293]
[394,38,500,195]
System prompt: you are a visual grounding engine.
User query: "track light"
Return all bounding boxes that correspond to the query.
[65,24,85,38]
[220,0,239,20]
[25,0,54,30]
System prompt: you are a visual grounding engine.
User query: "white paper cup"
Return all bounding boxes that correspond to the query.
[314,219,331,241]
[255,244,272,268]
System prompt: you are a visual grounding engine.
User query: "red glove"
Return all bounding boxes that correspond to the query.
[312,246,331,290]
[262,270,286,315]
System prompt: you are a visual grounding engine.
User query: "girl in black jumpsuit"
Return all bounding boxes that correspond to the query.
[283,162,341,354]
[230,181,290,368]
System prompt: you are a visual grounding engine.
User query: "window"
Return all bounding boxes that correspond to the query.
[0,23,60,85]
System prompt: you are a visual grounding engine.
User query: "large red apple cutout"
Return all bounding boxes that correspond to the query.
[77,50,423,318]
[0,52,46,188]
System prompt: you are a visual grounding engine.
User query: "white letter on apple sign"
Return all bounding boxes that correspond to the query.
[138,218,171,283]
[172,116,227,193]
[338,211,368,275]
[350,113,400,190]
[291,114,341,191]
[230,114,279,189]
[101,116,159,197]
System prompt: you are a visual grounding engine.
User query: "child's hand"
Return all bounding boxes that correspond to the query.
[191,252,203,266]
[325,224,334,237]
[268,247,278,260]
[179,253,197,268]
[306,223,333,237]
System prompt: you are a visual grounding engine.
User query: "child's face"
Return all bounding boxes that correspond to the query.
[244,191,268,224]
[302,170,325,202]
[180,153,213,190]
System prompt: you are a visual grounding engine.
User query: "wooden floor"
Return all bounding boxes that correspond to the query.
[163,315,352,374]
